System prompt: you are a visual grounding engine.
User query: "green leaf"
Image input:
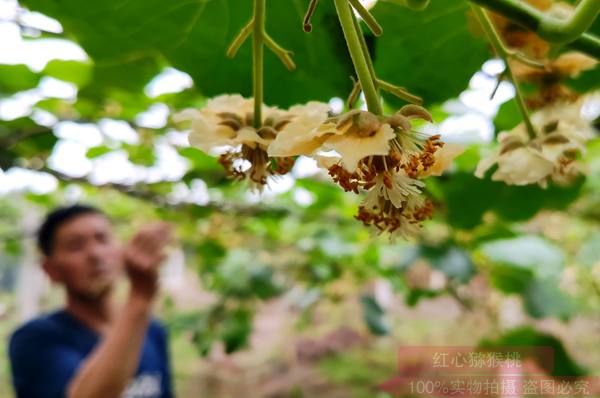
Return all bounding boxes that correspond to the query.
[487,263,533,294]
[479,327,587,377]
[419,244,475,282]
[221,307,253,354]
[437,173,501,229]
[178,147,222,172]
[361,294,390,336]
[196,239,227,271]
[21,0,354,107]
[578,233,600,268]
[86,145,113,159]
[42,60,93,87]
[123,144,155,166]
[0,64,40,94]
[494,99,521,133]
[405,288,440,306]
[522,278,574,320]
[372,0,490,105]
[480,235,564,279]
[249,266,283,300]
[437,172,584,229]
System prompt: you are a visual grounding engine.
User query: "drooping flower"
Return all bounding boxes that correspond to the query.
[476,101,591,188]
[309,105,461,239]
[175,94,330,191]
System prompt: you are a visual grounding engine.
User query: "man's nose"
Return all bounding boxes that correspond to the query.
[87,243,106,264]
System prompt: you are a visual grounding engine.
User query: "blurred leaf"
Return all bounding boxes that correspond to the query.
[0,64,40,94]
[453,145,482,172]
[487,263,533,294]
[480,235,564,279]
[361,294,390,336]
[249,266,283,300]
[86,145,114,159]
[437,172,584,229]
[438,173,501,229]
[420,244,475,282]
[479,327,587,377]
[123,144,155,166]
[42,60,93,87]
[196,239,227,271]
[405,288,439,307]
[178,147,222,172]
[494,99,521,133]
[578,233,600,268]
[522,278,574,320]
[222,307,253,354]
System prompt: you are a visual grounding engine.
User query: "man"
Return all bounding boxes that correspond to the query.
[8,204,174,398]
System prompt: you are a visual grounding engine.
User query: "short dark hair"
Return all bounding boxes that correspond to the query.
[37,204,104,256]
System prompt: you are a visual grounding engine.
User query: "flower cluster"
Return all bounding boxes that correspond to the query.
[476,100,592,188]
[175,94,330,192]
[178,95,462,238]
[270,105,463,239]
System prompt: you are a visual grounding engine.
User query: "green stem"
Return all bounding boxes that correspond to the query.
[226,19,254,58]
[347,0,383,36]
[334,0,382,115]
[468,0,600,57]
[539,0,600,44]
[471,4,537,139]
[351,10,378,89]
[352,11,422,105]
[264,32,296,71]
[253,0,265,129]
[377,79,423,104]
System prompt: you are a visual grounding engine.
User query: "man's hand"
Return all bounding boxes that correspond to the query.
[123,223,173,301]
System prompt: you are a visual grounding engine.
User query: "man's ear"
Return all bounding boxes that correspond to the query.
[42,257,62,283]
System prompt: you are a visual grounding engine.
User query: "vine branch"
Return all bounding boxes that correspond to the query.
[468,0,600,58]
[471,4,537,139]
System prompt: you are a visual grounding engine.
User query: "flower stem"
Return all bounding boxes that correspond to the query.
[351,10,378,88]
[334,0,383,115]
[253,0,265,129]
[352,12,422,105]
[347,0,383,36]
[226,19,254,58]
[471,4,537,139]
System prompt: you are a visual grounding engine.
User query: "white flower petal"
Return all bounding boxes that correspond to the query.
[327,124,396,172]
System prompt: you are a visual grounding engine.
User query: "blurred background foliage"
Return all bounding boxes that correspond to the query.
[1,0,600,396]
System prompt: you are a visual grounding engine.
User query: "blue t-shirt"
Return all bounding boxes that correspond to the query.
[8,310,173,398]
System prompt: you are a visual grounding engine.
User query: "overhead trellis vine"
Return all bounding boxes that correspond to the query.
[13,0,600,239]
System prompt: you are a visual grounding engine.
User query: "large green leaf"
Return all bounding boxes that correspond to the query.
[21,0,354,107]
[371,0,490,105]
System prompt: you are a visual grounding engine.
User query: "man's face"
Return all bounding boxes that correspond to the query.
[44,213,123,299]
